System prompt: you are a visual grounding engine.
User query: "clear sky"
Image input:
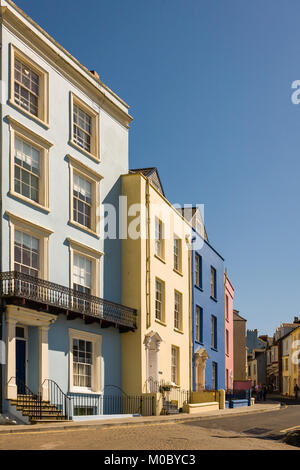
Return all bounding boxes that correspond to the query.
[14,0,300,335]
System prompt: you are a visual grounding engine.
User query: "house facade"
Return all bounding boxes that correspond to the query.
[224,273,234,390]
[0,0,136,421]
[246,329,268,387]
[290,326,300,395]
[233,310,248,387]
[121,171,191,396]
[281,334,292,396]
[188,209,225,392]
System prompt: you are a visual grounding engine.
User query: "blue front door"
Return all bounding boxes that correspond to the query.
[16,339,26,394]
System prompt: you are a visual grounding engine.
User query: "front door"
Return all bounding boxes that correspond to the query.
[16,339,26,394]
[149,348,158,383]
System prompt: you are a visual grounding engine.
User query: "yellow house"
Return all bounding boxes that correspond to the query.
[121,169,192,395]
[290,326,300,395]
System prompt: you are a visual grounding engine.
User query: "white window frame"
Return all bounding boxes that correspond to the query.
[173,235,182,273]
[8,116,52,212]
[155,218,164,260]
[10,44,49,127]
[171,345,179,385]
[69,328,102,394]
[174,290,182,331]
[70,92,99,162]
[7,211,53,280]
[155,278,165,323]
[67,238,103,297]
[68,155,102,236]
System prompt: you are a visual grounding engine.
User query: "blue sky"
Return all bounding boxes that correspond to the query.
[15,0,300,335]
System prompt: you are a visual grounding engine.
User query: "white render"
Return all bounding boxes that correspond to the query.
[0,0,132,302]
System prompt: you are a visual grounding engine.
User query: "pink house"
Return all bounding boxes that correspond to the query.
[225,272,234,390]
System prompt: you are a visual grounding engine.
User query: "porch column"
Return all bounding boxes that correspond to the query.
[6,318,17,399]
[39,325,50,401]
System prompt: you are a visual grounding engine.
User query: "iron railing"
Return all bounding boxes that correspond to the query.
[145,378,191,413]
[42,379,71,420]
[7,377,43,421]
[0,271,137,331]
[69,393,155,417]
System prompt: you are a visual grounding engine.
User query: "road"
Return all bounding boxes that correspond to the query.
[0,405,299,450]
[182,403,300,440]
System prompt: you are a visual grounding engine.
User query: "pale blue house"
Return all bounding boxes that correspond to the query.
[0,1,136,423]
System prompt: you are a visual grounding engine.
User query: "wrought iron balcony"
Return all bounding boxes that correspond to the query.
[0,271,137,332]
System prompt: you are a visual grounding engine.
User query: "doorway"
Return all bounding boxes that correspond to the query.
[15,326,27,394]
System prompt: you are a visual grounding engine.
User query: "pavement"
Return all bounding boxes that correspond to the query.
[0,401,281,435]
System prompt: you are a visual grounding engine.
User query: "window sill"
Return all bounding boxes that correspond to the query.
[195,285,203,292]
[69,219,100,238]
[9,99,49,129]
[155,319,167,327]
[154,254,166,264]
[210,296,218,303]
[69,140,100,163]
[211,347,218,352]
[69,388,102,395]
[173,268,183,277]
[174,328,184,335]
[9,191,50,213]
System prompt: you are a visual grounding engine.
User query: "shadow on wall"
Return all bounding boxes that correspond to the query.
[103,177,122,304]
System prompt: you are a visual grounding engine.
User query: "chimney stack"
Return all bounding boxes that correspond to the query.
[90,70,100,81]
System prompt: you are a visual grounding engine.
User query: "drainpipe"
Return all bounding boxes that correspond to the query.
[188,236,193,392]
[146,179,151,329]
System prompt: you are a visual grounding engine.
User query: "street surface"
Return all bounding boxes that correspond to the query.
[183,403,300,440]
[0,405,300,450]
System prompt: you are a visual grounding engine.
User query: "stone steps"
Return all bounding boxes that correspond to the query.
[10,395,68,423]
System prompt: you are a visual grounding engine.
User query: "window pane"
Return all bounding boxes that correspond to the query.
[14,230,40,276]
[14,136,40,203]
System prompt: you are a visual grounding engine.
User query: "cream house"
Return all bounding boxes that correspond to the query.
[121,169,192,396]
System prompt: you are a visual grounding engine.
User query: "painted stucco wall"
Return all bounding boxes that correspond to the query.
[1,25,129,301]
[0,4,131,407]
[233,311,247,381]
[192,229,225,391]
[48,314,122,395]
[225,275,234,389]
[290,327,300,393]
[121,173,191,395]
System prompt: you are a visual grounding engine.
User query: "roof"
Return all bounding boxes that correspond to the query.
[2,0,132,126]
[129,168,165,196]
[233,310,247,322]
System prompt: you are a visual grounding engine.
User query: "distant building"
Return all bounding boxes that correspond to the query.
[266,319,300,392]
[233,310,248,386]
[246,329,269,386]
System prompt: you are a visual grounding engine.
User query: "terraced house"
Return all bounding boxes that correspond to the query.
[0,0,137,423]
[121,169,191,404]
[184,208,225,392]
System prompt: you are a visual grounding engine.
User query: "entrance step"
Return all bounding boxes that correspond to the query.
[10,394,68,424]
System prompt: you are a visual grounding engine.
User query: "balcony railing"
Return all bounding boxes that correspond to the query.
[0,271,137,331]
